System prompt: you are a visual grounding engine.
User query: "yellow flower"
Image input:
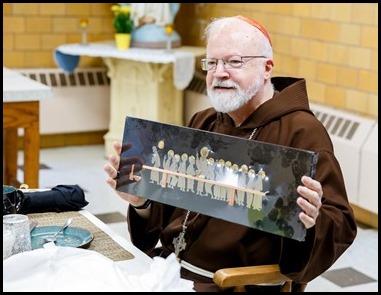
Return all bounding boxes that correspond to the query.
[111,4,134,34]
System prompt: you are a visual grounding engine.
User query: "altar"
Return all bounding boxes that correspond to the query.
[55,41,205,156]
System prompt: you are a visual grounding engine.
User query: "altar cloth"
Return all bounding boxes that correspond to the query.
[54,41,196,90]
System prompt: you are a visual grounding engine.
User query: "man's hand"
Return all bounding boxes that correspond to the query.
[104,141,147,207]
[116,142,143,186]
[296,175,323,229]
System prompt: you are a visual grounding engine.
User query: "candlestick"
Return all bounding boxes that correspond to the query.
[164,23,174,52]
[80,18,89,45]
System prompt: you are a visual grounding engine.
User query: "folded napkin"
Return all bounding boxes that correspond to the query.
[3,247,195,292]
[18,185,88,214]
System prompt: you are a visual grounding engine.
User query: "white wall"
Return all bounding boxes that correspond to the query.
[40,86,110,134]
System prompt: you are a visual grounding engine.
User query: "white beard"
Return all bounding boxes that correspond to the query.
[207,77,262,113]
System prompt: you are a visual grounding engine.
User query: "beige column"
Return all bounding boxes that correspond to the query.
[103,58,183,157]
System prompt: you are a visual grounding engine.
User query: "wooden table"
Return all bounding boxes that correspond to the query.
[3,67,52,188]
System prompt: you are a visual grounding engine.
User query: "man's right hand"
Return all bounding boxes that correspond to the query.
[104,141,148,207]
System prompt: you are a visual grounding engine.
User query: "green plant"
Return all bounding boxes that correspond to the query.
[111,4,134,34]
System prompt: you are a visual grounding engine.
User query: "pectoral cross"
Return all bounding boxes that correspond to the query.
[173,229,187,258]
[173,210,191,258]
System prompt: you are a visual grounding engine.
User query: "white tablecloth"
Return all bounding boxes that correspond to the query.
[3,67,52,102]
[55,41,198,90]
[3,247,194,292]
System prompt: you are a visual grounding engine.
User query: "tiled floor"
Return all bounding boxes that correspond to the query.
[18,144,378,292]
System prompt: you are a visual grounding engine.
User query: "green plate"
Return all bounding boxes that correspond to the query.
[31,226,93,249]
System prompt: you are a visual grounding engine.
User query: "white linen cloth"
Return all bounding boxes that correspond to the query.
[3,246,195,292]
[55,42,195,90]
[3,67,52,102]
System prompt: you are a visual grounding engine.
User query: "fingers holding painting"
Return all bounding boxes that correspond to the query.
[104,162,118,189]
[301,175,323,199]
[297,176,323,228]
[117,155,144,187]
[113,170,120,180]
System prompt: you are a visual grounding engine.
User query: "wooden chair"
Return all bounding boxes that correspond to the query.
[213,264,306,292]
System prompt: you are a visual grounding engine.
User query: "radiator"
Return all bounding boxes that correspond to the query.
[358,123,378,213]
[185,74,378,213]
[309,103,378,213]
[18,68,110,134]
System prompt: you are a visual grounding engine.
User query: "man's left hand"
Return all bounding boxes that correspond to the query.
[296,175,323,229]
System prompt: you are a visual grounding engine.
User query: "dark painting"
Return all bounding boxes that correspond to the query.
[116,117,318,241]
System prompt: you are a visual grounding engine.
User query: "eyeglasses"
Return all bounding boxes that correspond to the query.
[200,55,266,71]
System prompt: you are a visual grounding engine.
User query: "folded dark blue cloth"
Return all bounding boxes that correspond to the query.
[54,50,80,74]
[18,184,89,214]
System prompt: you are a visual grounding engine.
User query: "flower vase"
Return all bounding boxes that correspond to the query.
[115,33,131,50]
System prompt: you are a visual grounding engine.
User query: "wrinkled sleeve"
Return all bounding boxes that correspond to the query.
[128,202,176,255]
